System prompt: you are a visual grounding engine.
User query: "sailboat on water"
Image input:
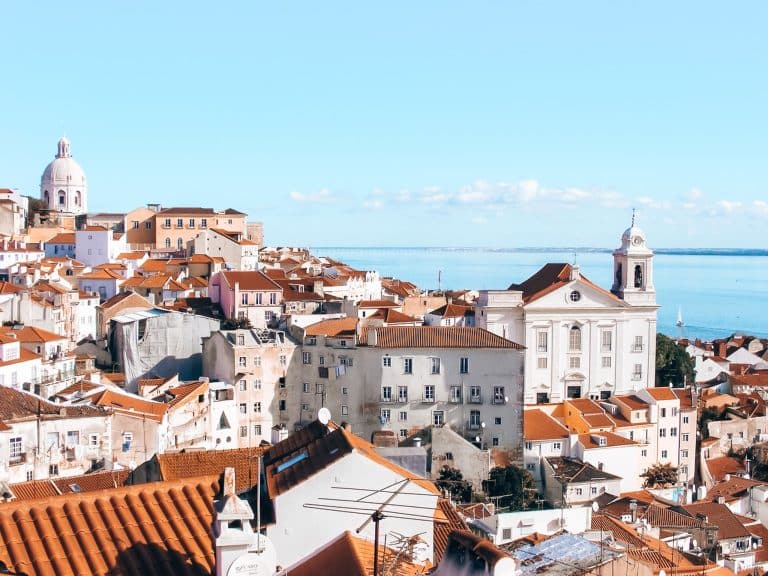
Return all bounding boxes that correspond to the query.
[676,306,685,327]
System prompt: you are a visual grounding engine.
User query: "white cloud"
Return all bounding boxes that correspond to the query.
[715,200,743,214]
[753,200,768,216]
[363,199,385,210]
[289,188,335,203]
[686,187,704,202]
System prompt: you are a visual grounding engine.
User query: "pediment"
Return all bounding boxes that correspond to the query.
[524,278,628,309]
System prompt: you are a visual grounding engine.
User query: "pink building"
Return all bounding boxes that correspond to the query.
[210,270,283,328]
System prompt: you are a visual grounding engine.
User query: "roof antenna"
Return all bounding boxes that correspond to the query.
[631,207,636,227]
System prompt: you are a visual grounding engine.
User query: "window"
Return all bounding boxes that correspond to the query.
[661,450,668,459]
[122,432,133,452]
[601,330,612,352]
[681,449,689,458]
[9,437,22,461]
[399,411,407,421]
[239,380,247,391]
[398,386,408,402]
[460,357,469,374]
[253,379,261,390]
[269,292,277,305]
[237,334,245,346]
[632,364,642,380]
[241,293,249,305]
[239,356,246,367]
[525,441,533,450]
[671,427,677,437]
[302,352,312,364]
[164,237,172,248]
[537,357,548,369]
[469,410,481,429]
[574,488,583,496]
[537,331,548,352]
[399,429,407,438]
[569,290,581,302]
[569,357,581,369]
[682,433,689,442]
[470,386,481,403]
[49,464,59,476]
[303,382,310,393]
[683,416,689,424]
[254,424,262,435]
[383,356,391,367]
[552,441,562,450]
[404,358,413,374]
[254,356,261,367]
[433,411,444,426]
[301,403,309,411]
[189,218,195,228]
[145,221,152,229]
[254,293,263,305]
[239,403,247,414]
[341,405,349,415]
[66,431,79,447]
[591,486,598,495]
[279,400,286,411]
[176,218,183,228]
[493,386,506,404]
[660,407,667,417]
[342,387,349,396]
[89,433,99,448]
[671,407,678,417]
[253,402,261,413]
[380,409,391,423]
[430,357,441,374]
[450,386,462,403]
[280,354,286,366]
[602,356,612,368]
[569,326,582,351]
[201,218,207,228]
[526,463,536,471]
[316,383,324,395]
[132,220,139,229]
[240,426,248,438]
[492,437,500,447]
[536,393,549,404]
[633,336,644,352]
[641,449,647,457]
[423,385,435,402]
[659,428,667,438]
[566,385,581,399]
[382,386,392,402]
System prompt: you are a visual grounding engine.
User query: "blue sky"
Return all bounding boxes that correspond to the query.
[1,2,767,248]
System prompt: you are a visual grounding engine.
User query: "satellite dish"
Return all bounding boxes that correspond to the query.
[318,407,332,425]
[592,501,599,512]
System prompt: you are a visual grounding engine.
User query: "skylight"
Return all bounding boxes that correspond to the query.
[275,452,308,474]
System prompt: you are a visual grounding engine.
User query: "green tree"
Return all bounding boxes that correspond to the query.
[484,465,537,511]
[655,333,695,387]
[641,462,679,488]
[435,466,472,503]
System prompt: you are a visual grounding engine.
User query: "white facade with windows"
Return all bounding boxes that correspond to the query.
[476,223,658,404]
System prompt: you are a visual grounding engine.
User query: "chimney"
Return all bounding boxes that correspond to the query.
[414,437,422,448]
[214,467,276,576]
[718,342,727,358]
[367,328,378,346]
[570,264,581,281]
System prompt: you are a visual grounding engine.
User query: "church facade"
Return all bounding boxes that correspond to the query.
[476,222,659,405]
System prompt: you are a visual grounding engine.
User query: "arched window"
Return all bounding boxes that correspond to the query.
[177,237,183,249]
[569,326,582,351]
[164,237,171,248]
[75,191,81,206]
[58,191,66,206]
[44,190,49,205]
[615,263,622,287]
[634,264,643,288]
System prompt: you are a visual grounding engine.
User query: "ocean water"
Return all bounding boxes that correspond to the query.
[316,247,768,342]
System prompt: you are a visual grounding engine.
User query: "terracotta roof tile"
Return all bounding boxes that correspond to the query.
[88,389,167,422]
[157,447,266,493]
[220,270,282,291]
[358,299,399,309]
[361,326,523,349]
[524,409,570,441]
[46,233,76,244]
[0,475,219,576]
[704,456,746,482]
[281,530,428,576]
[578,431,638,449]
[508,263,621,304]
[645,387,679,401]
[613,395,649,410]
[680,502,751,540]
[9,326,66,343]
[78,269,123,280]
[304,317,358,338]
[9,470,131,500]
[433,499,469,564]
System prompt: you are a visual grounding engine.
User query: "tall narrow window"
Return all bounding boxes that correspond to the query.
[460,357,469,374]
[569,326,582,351]
[537,331,548,352]
[601,330,612,352]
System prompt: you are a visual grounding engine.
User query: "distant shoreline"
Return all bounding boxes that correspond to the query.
[314,246,768,257]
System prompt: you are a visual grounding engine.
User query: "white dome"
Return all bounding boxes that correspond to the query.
[40,137,88,215]
[621,225,646,243]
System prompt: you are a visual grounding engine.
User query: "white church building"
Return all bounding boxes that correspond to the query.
[40,137,88,216]
[476,221,659,405]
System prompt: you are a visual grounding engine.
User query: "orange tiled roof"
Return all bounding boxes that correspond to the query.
[9,470,131,500]
[613,394,649,410]
[578,431,638,449]
[46,232,76,244]
[361,326,523,349]
[433,499,469,564]
[263,421,439,498]
[78,269,123,280]
[88,388,167,422]
[9,325,66,343]
[524,409,570,440]
[0,347,43,368]
[139,259,171,273]
[282,530,428,576]
[508,263,622,305]
[157,447,266,493]
[166,381,208,409]
[680,501,751,540]
[705,456,746,482]
[220,270,282,291]
[0,385,104,423]
[644,387,679,401]
[304,317,358,338]
[0,475,219,576]
[358,299,399,308]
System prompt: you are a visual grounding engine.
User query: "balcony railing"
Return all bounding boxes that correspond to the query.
[492,396,507,405]
[9,452,27,466]
[421,396,436,404]
[468,394,482,404]
[449,394,463,404]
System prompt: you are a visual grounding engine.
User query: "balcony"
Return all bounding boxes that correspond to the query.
[8,452,27,466]
[632,345,644,352]
[467,422,482,431]
[492,396,507,405]
[468,394,482,404]
[449,394,463,404]
[421,396,437,404]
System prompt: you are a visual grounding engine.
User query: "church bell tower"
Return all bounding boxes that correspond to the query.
[611,211,656,306]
